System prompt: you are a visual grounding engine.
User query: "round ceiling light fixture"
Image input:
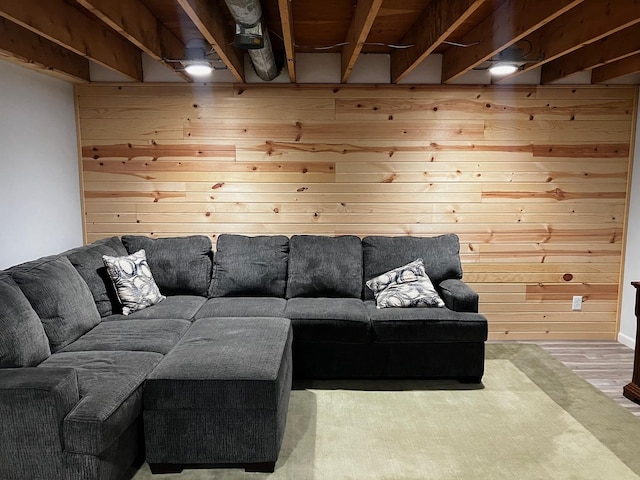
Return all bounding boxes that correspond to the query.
[489,63,519,76]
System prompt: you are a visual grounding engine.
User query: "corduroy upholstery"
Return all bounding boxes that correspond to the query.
[195,296,287,319]
[284,297,370,343]
[39,351,162,456]
[10,256,101,352]
[122,235,213,296]
[144,317,292,468]
[362,234,463,300]
[0,232,486,479]
[211,234,289,297]
[0,273,51,367]
[59,319,191,354]
[102,295,206,322]
[287,235,363,298]
[66,237,128,317]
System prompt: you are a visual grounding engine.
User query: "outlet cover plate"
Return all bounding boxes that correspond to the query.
[572,295,582,311]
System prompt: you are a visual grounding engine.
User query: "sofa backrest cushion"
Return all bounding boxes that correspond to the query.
[10,256,101,352]
[211,234,289,297]
[362,234,463,300]
[286,235,363,298]
[66,237,128,317]
[121,235,212,296]
[93,236,128,256]
[0,273,51,367]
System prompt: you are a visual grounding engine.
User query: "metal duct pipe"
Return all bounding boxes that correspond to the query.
[224,0,280,81]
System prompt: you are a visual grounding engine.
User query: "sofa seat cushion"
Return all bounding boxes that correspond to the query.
[286,235,363,298]
[66,237,128,317]
[38,351,163,456]
[10,256,101,352]
[362,234,463,301]
[211,234,289,297]
[122,235,213,296]
[195,297,286,319]
[365,301,488,343]
[59,319,190,355]
[103,295,206,322]
[284,298,370,343]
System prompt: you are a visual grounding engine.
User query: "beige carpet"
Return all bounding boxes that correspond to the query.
[132,344,640,479]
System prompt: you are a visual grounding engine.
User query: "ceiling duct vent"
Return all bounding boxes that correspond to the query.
[224,0,280,80]
[234,22,265,49]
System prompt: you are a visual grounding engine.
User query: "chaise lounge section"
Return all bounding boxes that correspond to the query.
[0,232,487,479]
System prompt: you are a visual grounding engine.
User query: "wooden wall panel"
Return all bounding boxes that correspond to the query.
[75,83,638,341]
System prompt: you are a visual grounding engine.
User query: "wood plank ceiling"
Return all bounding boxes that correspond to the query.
[0,0,639,85]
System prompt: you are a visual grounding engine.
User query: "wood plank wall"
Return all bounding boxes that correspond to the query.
[76,83,637,341]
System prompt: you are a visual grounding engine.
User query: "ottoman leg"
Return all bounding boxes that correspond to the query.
[245,462,276,473]
[459,376,483,384]
[149,463,184,474]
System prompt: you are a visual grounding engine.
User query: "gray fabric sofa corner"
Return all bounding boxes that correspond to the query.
[0,232,487,479]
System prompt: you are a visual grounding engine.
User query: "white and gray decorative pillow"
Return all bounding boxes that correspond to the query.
[102,249,165,315]
[366,258,445,309]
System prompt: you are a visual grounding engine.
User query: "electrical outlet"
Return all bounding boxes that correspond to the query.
[572,295,583,311]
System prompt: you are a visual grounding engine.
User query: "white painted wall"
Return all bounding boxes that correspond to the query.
[619,90,640,348]
[0,61,83,269]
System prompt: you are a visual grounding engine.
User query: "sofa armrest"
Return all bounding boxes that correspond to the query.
[439,279,479,313]
[0,367,79,470]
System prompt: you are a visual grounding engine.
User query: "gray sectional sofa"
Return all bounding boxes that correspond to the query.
[0,233,488,479]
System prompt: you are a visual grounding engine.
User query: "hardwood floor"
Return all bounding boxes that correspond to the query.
[519,341,640,416]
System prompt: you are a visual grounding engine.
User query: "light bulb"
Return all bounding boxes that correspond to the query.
[185,62,213,76]
[489,64,518,76]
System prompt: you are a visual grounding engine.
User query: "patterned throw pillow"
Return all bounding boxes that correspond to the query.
[366,259,445,309]
[102,249,166,315]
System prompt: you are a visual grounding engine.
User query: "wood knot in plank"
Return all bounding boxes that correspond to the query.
[382,174,397,183]
[548,188,566,200]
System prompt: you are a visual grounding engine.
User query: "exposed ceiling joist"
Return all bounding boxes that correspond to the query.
[391,0,485,84]
[541,24,640,84]
[592,52,640,84]
[0,17,89,83]
[75,0,191,82]
[0,0,143,81]
[497,0,640,82]
[177,0,245,82]
[341,0,383,83]
[0,1,639,86]
[278,0,296,82]
[441,0,583,83]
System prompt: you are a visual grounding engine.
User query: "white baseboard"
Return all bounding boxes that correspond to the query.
[618,332,636,349]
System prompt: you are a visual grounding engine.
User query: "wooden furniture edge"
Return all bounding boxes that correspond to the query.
[623,282,640,404]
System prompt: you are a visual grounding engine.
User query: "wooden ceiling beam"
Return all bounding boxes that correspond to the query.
[591,53,640,84]
[441,0,582,83]
[497,0,640,82]
[541,24,640,84]
[341,0,383,83]
[278,0,296,82]
[75,0,191,82]
[0,17,89,83]
[177,0,244,82]
[391,0,485,84]
[0,0,142,81]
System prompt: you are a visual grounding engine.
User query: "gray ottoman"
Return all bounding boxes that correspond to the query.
[143,317,293,474]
